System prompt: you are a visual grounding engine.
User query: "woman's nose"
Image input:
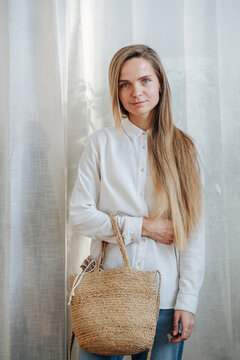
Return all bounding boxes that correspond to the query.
[132,83,142,98]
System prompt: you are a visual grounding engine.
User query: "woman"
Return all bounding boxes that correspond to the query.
[69,44,205,360]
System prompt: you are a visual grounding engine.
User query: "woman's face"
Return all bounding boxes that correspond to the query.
[118,57,161,122]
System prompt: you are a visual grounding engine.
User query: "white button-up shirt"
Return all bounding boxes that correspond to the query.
[69,118,205,315]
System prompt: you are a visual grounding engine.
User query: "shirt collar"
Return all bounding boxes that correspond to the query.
[122,118,148,141]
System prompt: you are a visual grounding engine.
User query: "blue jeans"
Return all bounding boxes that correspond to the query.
[78,309,184,360]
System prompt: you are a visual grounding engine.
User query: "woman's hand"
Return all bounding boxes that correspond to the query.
[142,216,174,244]
[170,310,195,343]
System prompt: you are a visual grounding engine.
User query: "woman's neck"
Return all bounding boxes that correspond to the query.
[129,112,153,131]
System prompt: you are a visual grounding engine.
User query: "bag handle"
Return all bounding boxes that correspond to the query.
[96,213,131,270]
[68,332,75,360]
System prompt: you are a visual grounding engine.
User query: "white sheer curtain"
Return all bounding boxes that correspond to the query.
[1,1,239,359]
[0,0,67,359]
[67,1,240,360]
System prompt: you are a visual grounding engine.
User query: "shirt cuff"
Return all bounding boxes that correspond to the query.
[174,292,198,315]
[120,216,143,245]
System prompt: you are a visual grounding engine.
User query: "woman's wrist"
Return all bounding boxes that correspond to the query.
[142,217,150,237]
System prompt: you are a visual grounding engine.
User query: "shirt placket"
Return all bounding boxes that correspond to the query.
[135,131,148,270]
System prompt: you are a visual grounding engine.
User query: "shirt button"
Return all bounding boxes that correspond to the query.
[141,168,144,172]
[138,261,142,267]
[142,145,145,149]
[140,192,144,196]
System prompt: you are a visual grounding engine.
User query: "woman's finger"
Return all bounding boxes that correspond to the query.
[171,330,190,343]
[172,313,180,336]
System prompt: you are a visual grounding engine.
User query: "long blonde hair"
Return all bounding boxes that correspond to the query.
[108,45,203,251]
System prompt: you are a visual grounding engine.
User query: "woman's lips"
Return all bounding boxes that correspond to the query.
[130,100,147,106]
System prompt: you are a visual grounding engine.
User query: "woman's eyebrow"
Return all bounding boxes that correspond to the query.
[118,75,153,82]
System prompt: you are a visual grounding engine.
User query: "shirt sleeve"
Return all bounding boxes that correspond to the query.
[174,139,205,315]
[69,133,143,245]
[174,216,205,315]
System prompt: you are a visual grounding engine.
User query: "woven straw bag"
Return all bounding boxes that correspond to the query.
[68,214,161,360]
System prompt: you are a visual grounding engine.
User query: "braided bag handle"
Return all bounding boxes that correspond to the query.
[96,213,131,270]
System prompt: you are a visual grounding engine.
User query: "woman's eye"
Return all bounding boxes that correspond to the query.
[120,83,129,88]
[142,78,150,83]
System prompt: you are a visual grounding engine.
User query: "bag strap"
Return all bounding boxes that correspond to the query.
[68,331,75,360]
[156,270,161,320]
[96,213,131,270]
[147,348,152,360]
[110,213,131,268]
[95,241,107,270]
